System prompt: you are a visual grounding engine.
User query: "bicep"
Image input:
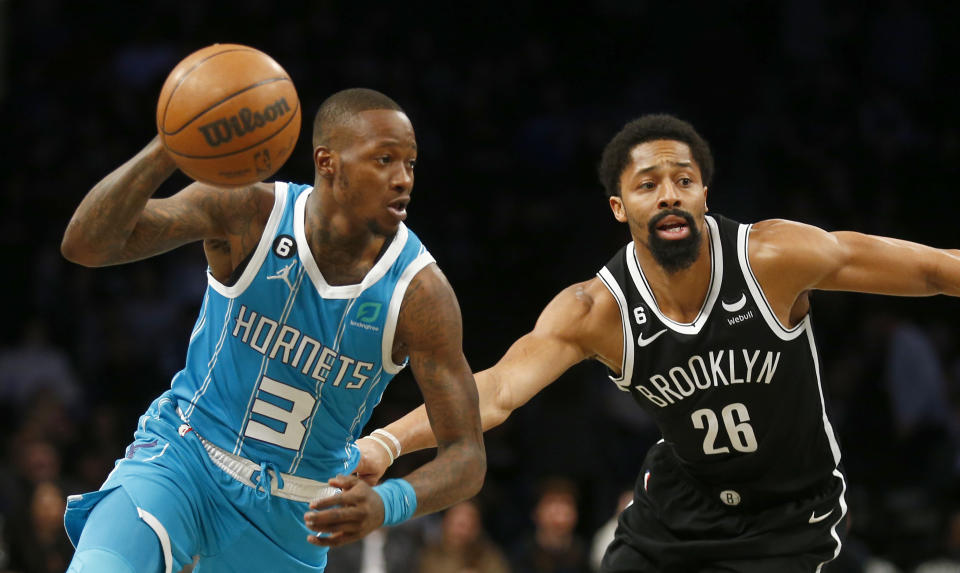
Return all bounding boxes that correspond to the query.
[397,265,481,446]
[754,220,960,297]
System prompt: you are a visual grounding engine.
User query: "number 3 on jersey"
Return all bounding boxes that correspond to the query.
[691,402,758,454]
[244,376,315,450]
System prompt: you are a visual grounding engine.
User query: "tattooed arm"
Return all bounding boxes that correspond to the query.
[60,136,274,280]
[388,263,486,514]
[305,263,485,546]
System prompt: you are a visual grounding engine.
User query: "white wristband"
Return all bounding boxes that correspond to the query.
[366,435,395,465]
[372,428,402,458]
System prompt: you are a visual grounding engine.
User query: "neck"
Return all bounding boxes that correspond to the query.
[632,232,712,323]
[305,188,389,284]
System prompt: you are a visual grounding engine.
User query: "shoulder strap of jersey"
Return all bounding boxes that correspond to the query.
[597,244,636,392]
[206,181,294,298]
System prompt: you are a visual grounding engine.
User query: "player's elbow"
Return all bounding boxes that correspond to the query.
[60,233,99,267]
[463,441,487,497]
[60,224,119,267]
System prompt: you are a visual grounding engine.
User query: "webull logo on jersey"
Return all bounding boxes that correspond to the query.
[722,292,755,326]
[350,302,382,332]
[629,349,782,408]
[232,305,375,389]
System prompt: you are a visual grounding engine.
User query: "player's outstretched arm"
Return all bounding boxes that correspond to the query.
[353,278,616,484]
[751,219,960,302]
[61,136,272,273]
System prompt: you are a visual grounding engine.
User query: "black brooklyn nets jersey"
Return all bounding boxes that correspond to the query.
[598,214,843,508]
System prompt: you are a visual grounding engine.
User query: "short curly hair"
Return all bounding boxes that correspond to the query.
[598,114,714,197]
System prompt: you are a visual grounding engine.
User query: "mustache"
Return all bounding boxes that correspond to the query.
[648,209,696,231]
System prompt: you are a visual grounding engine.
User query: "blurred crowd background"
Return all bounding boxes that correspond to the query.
[1,1,960,572]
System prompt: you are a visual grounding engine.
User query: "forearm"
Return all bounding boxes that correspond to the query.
[61,136,177,266]
[403,434,486,517]
[382,368,509,455]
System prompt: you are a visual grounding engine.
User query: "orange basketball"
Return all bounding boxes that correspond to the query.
[157,44,301,187]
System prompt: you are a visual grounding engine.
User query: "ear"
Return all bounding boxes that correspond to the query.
[609,195,628,223]
[314,146,335,180]
[703,186,709,212]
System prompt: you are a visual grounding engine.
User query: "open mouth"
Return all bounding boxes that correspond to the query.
[387,198,409,221]
[655,215,690,240]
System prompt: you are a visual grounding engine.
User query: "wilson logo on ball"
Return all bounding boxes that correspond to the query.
[197,97,293,147]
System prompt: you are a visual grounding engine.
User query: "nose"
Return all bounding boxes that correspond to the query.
[657,180,681,209]
[391,164,413,193]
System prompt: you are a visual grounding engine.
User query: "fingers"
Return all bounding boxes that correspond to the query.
[328,474,360,490]
[304,503,367,531]
[304,475,385,546]
[309,475,358,510]
[309,489,343,511]
[306,529,363,548]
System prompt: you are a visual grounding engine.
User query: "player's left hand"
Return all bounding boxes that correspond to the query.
[304,474,385,547]
[354,436,391,485]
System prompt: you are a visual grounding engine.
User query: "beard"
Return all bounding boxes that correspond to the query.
[644,209,703,273]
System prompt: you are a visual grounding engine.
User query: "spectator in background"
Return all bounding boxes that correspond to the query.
[589,490,633,572]
[836,311,960,568]
[4,481,74,573]
[510,477,588,573]
[419,499,511,573]
[324,518,428,573]
[0,318,82,413]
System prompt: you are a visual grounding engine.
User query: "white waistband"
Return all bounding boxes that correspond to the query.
[197,435,338,503]
[176,408,337,503]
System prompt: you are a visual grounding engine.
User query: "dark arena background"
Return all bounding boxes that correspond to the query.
[1,2,959,571]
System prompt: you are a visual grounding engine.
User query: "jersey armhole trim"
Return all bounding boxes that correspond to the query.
[207,181,290,298]
[737,223,806,341]
[597,267,634,391]
[382,252,437,374]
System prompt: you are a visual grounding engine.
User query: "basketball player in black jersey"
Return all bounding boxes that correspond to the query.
[330,114,960,572]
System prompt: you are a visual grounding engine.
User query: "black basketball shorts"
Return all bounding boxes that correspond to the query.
[600,443,847,573]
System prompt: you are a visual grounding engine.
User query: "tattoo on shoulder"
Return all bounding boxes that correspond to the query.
[398,270,462,350]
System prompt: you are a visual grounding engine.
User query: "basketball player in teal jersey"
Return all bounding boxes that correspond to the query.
[345,114,960,572]
[60,88,485,572]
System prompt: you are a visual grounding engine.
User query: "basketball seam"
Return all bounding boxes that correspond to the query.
[165,102,300,160]
[160,47,259,131]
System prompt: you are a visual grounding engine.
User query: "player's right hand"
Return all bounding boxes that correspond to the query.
[353,437,391,485]
[304,474,384,547]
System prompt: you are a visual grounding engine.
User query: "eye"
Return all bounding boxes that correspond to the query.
[376,155,392,165]
[408,159,417,170]
[678,177,692,186]
[637,181,656,191]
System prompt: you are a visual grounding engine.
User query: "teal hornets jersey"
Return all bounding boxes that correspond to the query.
[172,182,435,481]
